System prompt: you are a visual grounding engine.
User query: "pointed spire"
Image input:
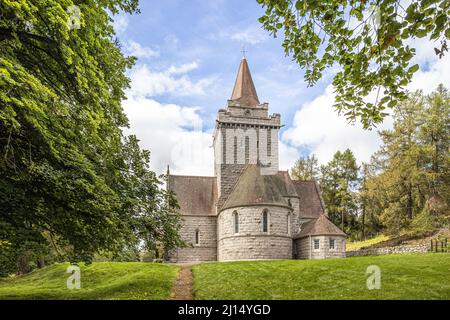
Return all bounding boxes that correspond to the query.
[230,57,260,107]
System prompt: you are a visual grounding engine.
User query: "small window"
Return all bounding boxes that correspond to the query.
[329,238,335,249]
[233,211,239,234]
[195,230,200,245]
[314,239,320,250]
[262,210,268,233]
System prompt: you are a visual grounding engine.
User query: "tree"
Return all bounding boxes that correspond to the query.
[372,91,424,233]
[257,0,450,128]
[290,154,319,180]
[358,161,384,239]
[417,84,450,219]
[364,86,449,235]
[0,1,182,274]
[320,149,359,238]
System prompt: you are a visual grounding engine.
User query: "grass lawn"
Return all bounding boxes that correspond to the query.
[346,235,390,251]
[192,253,450,300]
[0,262,179,300]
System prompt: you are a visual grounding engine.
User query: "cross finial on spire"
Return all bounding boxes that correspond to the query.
[241,45,247,59]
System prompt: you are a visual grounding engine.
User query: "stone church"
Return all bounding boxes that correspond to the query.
[166,57,346,262]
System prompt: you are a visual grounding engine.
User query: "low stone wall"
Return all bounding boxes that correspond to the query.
[347,244,429,257]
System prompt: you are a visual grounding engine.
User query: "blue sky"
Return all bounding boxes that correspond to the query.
[115,0,450,176]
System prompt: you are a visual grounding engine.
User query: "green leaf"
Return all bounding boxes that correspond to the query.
[408,64,420,73]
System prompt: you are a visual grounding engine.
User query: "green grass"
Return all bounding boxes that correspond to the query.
[192,254,450,300]
[346,235,390,251]
[0,262,179,300]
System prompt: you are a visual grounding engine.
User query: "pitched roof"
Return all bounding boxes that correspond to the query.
[230,58,260,107]
[168,175,217,216]
[292,181,324,218]
[277,171,300,197]
[295,215,346,238]
[221,165,288,210]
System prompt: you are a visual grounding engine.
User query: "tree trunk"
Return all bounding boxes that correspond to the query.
[16,254,31,275]
[37,257,45,269]
[361,203,366,240]
[407,184,413,220]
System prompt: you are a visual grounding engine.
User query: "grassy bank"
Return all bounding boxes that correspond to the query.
[0,262,179,300]
[192,253,450,300]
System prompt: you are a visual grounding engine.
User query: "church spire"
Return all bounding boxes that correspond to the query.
[230,57,260,107]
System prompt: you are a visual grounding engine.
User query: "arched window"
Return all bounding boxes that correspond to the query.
[262,210,269,233]
[233,211,239,234]
[195,229,200,245]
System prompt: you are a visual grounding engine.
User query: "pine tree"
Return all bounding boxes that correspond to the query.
[364,86,450,235]
[290,154,319,180]
[320,149,360,238]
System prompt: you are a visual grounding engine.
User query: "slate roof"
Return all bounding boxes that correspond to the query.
[230,58,260,107]
[292,180,325,219]
[168,175,217,216]
[221,165,289,210]
[168,170,328,220]
[295,214,347,238]
[276,171,300,197]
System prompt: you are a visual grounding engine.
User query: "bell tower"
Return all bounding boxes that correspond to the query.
[213,57,281,208]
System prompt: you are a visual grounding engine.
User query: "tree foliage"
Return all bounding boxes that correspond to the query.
[319,149,360,237]
[257,0,450,128]
[0,0,182,275]
[290,154,319,180]
[362,85,450,235]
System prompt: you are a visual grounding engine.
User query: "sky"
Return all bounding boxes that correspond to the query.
[114,0,450,176]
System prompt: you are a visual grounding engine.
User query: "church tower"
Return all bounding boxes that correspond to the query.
[213,57,281,208]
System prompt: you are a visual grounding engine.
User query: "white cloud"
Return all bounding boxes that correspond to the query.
[230,24,268,45]
[282,86,393,165]
[112,14,128,34]
[167,61,199,75]
[279,141,300,171]
[407,41,450,93]
[127,64,216,98]
[123,96,214,175]
[125,40,159,59]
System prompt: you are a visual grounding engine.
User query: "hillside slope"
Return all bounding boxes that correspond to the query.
[192,254,450,300]
[0,262,179,300]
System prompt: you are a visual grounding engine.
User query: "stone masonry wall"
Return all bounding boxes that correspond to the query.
[166,216,217,262]
[287,197,300,235]
[218,205,293,261]
[346,244,429,257]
